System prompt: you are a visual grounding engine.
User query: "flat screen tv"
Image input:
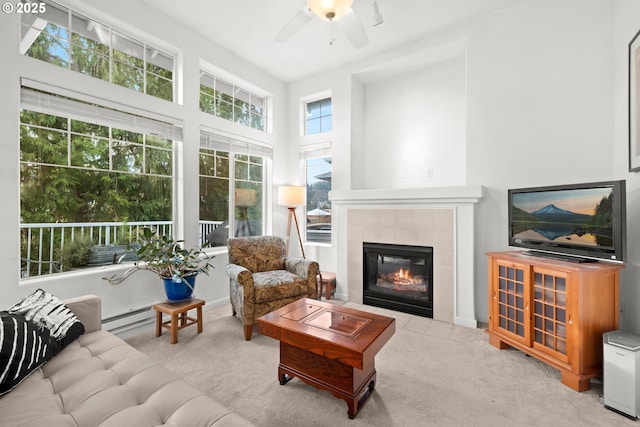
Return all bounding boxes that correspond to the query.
[508,180,626,263]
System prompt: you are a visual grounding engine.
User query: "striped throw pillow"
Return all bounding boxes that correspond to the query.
[0,312,57,396]
[8,289,85,351]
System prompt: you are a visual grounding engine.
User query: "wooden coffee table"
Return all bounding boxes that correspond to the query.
[257,298,395,419]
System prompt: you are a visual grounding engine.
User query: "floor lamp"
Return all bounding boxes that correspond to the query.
[235,188,257,236]
[278,185,306,259]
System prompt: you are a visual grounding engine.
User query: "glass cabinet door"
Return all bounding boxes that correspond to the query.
[494,261,530,344]
[532,268,568,362]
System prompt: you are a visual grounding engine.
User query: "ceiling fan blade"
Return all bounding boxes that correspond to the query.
[337,8,368,49]
[275,7,313,43]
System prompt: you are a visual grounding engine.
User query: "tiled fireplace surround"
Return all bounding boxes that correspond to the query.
[330,186,484,328]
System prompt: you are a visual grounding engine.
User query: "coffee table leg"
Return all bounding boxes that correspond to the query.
[348,377,376,419]
[278,368,293,385]
[277,358,377,419]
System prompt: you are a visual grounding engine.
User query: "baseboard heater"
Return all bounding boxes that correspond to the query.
[101,305,154,334]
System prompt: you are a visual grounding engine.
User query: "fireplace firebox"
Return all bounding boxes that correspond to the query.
[363,242,433,318]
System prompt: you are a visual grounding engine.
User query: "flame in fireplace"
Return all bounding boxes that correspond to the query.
[392,268,421,286]
[375,268,427,292]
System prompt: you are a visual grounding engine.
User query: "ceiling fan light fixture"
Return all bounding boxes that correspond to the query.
[308,0,353,22]
[371,0,383,26]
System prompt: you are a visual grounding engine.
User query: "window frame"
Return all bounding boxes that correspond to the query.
[300,143,332,245]
[20,0,176,103]
[199,130,272,247]
[304,97,332,135]
[199,71,267,132]
[19,86,181,279]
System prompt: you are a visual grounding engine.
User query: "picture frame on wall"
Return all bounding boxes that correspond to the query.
[629,29,640,172]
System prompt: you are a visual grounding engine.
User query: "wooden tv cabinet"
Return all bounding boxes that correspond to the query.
[486,251,623,392]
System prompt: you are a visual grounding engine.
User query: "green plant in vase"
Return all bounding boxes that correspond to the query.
[103,228,214,302]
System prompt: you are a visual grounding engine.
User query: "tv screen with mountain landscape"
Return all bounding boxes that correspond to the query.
[508,181,626,263]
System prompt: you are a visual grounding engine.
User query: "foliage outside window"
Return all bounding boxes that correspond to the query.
[199,72,266,131]
[20,1,174,101]
[305,156,332,243]
[20,105,174,278]
[199,146,266,247]
[305,98,332,135]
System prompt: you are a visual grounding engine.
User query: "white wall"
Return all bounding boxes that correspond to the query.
[358,58,466,189]
[0,0,285,319]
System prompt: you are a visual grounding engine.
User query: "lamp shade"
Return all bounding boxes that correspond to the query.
[308,0,353,22]
[278,186,305,207]
[235,188,257,207]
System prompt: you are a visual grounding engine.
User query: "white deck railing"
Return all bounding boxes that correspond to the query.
[20,220,223,278]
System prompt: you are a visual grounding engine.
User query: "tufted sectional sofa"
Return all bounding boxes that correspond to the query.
[0,295,254,427]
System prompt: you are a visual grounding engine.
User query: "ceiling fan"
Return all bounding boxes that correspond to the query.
[275,0,384,49]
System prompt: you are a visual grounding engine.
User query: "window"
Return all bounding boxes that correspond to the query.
[20,87,179,278]
[234,154,264,237]
[305,98,332,135]
[199,148,230,247]
[199,131,271,246]
[200,72,266,131]
[20,1,174,101]
[303,150,332,243]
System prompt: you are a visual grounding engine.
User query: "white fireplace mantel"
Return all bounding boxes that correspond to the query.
[330,186,484,328]
[330,186,484,205]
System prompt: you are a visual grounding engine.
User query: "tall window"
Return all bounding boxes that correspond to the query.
[199,72,266,131]
[304,153,332,244]
[20,88,178,278]
[199,131,271,246]
[199,147,229,246]
[20,1,174,101]
[305,98,332,135]
[234,153,264,237]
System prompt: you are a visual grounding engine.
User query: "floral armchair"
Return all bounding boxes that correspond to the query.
[226,236,319,340]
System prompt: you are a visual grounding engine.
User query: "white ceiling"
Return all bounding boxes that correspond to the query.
[144,0,529,82]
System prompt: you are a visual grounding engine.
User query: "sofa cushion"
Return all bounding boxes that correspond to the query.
[0,330,253,426]
[0,311,57,397]
[9,289,85,351]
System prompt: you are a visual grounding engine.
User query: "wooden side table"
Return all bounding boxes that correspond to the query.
[153,298,205,344]
[317,271,336,300]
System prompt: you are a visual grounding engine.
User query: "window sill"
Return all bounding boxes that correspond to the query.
[304,242,332,248]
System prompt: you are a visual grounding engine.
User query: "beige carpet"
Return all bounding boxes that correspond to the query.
[125,303,635,427]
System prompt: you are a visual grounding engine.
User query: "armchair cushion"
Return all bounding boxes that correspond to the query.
[253,270,307,303]
[228,236,286,273]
